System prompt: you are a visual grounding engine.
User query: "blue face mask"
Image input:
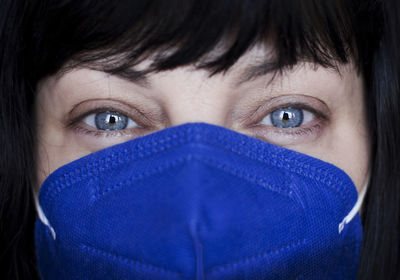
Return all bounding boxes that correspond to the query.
[35,123,365,279]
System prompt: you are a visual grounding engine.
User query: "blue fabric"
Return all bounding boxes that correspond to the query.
[35,123,363,279]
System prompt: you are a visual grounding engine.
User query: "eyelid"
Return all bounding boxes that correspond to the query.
[267,103,327,121]
[66,99,154,129]
[246,95,330,127]
[238,95,331,146]
[260,107,314,128]
[68,107,134,127]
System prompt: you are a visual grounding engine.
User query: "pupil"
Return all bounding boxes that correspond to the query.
[270,107,303,128]
[281,111,293,123]
[282,112,290,121]
[95,111,128,130]
[109,115,117,124]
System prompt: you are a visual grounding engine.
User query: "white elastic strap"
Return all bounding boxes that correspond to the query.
[35,195,56,240]
[338,175,369,234]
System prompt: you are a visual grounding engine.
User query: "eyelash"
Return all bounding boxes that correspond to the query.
[68,103,327,140]
[247,102,328,141]
[67,107,147,138]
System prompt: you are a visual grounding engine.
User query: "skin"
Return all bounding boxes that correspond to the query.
[35,47,370,196]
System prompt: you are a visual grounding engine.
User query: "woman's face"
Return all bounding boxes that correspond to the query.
[35,47,370,193]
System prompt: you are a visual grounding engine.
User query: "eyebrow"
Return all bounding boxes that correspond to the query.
[109,60,333,88]
[109,68,151,88]
[111,63,283,88]
[236,60,344,86]
[235,62,283,86]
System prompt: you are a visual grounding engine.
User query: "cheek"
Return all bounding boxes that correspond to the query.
[286,113,370,193]
[285,72,370,193]
[328,122,370,192]
[35,114,95,188]
[36,132,90,189]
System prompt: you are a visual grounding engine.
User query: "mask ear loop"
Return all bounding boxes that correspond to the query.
[338,173,370,234]
[34,191,56,240]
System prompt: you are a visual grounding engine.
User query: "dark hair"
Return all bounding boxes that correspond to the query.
[0,0,399,278]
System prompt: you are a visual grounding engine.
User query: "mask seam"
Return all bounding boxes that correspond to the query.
[40,129,353,209]
[43,154,299,244]
[207,238,306,274]
[79,239,306,278]
[92,156,187,201]
[195,155,293,197]
[80,244,181,277]
[90,154,293,202]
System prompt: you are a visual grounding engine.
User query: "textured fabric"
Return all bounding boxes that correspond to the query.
[35,123,363,279]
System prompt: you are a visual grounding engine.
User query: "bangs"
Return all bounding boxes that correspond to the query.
[29,0,383,81]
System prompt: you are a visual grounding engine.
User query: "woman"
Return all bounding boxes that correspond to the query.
[0,0,399,279]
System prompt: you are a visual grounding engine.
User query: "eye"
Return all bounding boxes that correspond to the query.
[243,97,329,146]
[259,107,315,128]
[83,111,139,131]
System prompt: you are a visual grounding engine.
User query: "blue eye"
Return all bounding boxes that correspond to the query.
[83,111,139,131]
[271,107,303,128]
[95,111,128,130]
[259,107,315,128]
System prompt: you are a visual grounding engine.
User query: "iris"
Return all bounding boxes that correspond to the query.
[94,111,129,130]
[270,107,304,128]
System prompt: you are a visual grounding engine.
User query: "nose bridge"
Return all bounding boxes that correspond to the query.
[168,95,227,126]
[159,70,231,127]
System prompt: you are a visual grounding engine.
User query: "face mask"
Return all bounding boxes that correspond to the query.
[35,123,365,279]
